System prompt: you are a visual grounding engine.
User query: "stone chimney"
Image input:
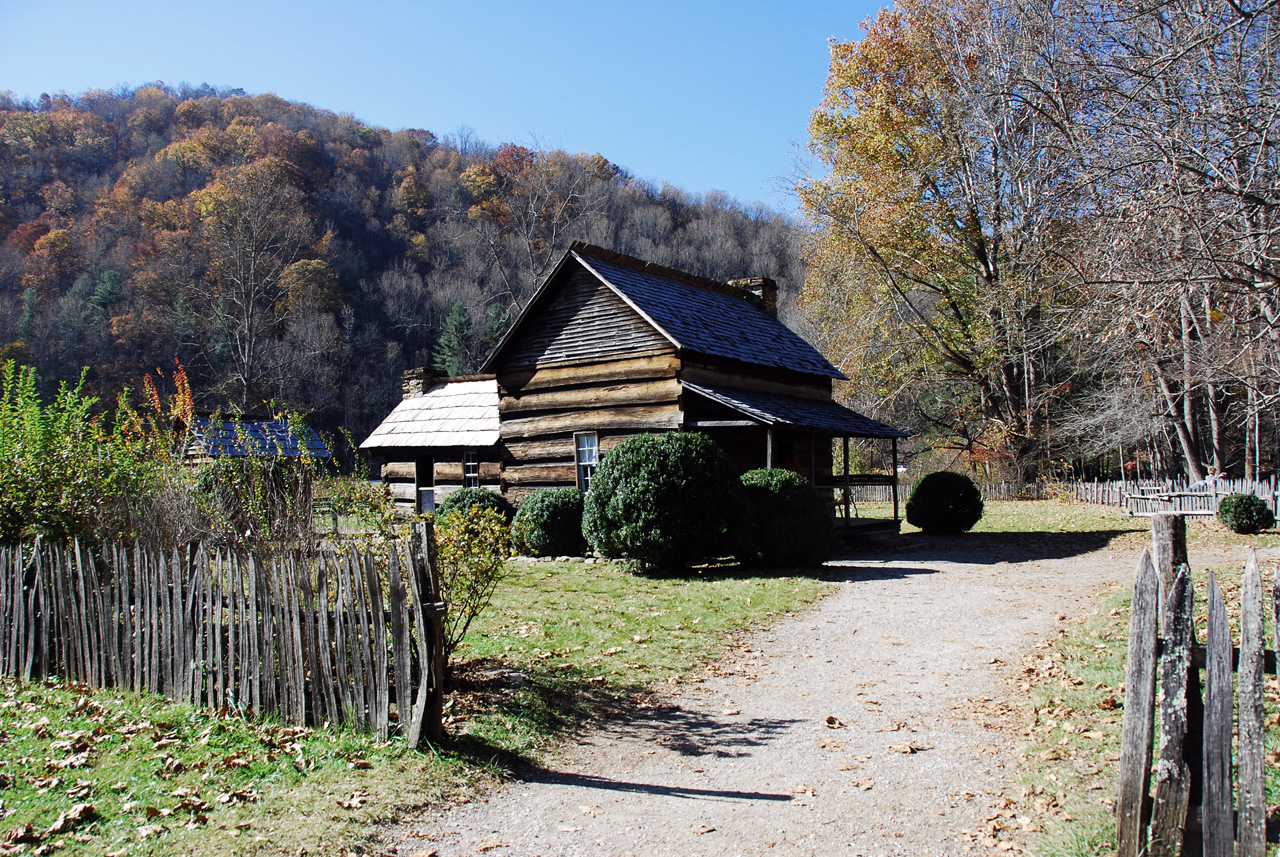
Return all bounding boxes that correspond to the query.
[729,277,778,316]
[402,367,443,399]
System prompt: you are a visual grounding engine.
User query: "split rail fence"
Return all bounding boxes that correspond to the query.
[0,520,447,745]
[1117,515,1276,856]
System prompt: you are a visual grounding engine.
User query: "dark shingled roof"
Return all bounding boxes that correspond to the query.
[683,381,909,438]
[186,417,332,459]
[575,252,846,380]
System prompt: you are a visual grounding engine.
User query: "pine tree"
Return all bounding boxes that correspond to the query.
[433,302,473,376]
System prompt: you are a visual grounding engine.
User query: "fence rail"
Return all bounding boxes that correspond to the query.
[1117,517,1275,856]
[0,521,446,745]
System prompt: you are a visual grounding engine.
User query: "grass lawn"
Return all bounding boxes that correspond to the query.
[0,559,828,856]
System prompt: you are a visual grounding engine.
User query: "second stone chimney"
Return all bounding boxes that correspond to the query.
[729,277,778,316]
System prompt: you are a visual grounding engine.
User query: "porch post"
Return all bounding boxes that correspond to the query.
[891,437,900,522]
[809,431,817,485]
[843,436,851,521]
[766,427,774,469]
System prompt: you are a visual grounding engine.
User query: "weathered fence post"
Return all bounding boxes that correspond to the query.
[1202,573,1232,857]
[1235,551,1266,857]
[1117,549,1160,857]
[407,518,446,746]
[1148,565,1193,857]
[1151,513,1188,605]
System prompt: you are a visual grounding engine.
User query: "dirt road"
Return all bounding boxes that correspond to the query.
[389,536,1148,857]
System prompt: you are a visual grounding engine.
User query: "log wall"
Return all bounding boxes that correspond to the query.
[497,354,682,499]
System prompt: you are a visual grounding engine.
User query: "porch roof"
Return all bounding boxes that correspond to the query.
[682,381,908,439]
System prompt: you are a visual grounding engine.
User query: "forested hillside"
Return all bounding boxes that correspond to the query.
[0,84,804,442]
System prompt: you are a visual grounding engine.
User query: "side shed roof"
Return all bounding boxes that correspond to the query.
[185,416,332,459]
[360,378,500,450]
[683,381,909,438]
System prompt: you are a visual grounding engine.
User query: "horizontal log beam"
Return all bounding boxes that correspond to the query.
[503,463,577,485]
[381,461,417,481]
[498,354,679,395]
[500,378,681,415]
[501,405,682,440]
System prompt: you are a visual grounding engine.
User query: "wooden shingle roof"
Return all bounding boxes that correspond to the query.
[484,245,846,380]
[576,251,846,379]
[360,378,500,450]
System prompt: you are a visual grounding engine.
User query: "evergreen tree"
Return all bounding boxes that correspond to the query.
[433,302,473,376]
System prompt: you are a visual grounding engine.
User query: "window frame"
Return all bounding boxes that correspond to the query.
[574,431,599,493]
[463,450,479,488]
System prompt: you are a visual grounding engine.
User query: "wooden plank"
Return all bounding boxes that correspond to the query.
[381,461,417,481]
[1116,548,1159,857]
[1148,565,1194,857]
[213,550,225,710]
[341,552,368,727]
[1236,551,1266,857]
[364,550,390,741]
[1150,513,1188,615]
[330,553,353,724]
[498,353,680,395]
[147,550,160,694]
[3,547,15,677]
[387,543,412,736]
[312,554,338,726]
[288,558,306,724]
[498,377,682,415]
[299,558,321,727]
[478,461,501,480]
[1202,572,1233,857]
[501,463,577,485]
[353,552,377,731]
[226,551,239,711]
[173,549,189,703]
[501,404,682,440]
[406,519,437,748]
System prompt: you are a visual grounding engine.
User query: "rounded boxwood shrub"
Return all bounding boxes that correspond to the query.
[582,432,742,569]
[436,486,515,523]
[1217,493,1275,535]
[905,471,983,534]
[512,487,587,557]
[739,468,833,567]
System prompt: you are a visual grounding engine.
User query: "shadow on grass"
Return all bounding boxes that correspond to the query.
[439,657,803,781]
[841,529,1140,564]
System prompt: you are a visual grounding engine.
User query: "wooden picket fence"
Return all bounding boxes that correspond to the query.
[1117,518,1276,856]
[1073,477,1279,518]
[0,521,446,745]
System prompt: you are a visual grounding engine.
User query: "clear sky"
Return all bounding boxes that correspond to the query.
[0,0,885,214]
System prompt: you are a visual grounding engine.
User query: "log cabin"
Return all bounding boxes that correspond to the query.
[363,243,907,536]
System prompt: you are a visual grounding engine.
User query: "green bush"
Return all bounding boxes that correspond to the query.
[436,486,515,523]
[434,506,513,662]
[512,487,586,557]
[905,471,984,534]
[582,432,742,569]
[739,469,833,567]
[1217,493,1275,535]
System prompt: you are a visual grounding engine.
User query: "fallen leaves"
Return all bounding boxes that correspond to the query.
[824,715,844,729]
[890,741,934,754]
[337,791,368,810]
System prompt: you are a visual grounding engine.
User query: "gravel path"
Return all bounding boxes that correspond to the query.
[389,537,1149,857]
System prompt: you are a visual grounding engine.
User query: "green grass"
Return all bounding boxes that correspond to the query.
[0,558,829,855]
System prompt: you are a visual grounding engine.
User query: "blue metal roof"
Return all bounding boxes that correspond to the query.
[576,253,846,380]
[683,381,909,438]
[186,416,332,459]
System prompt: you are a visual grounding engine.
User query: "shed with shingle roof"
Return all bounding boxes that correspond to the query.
[360,372,503,511]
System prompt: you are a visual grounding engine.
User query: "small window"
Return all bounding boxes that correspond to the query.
[464,451,479,488]
[575,432,599,493]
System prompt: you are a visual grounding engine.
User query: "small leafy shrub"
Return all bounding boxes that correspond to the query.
[512,487,586,557]
[906,470,984,534]
[436,486,514,523]
[582,431,743,569]
[1217,493,1275,535]
[434,506,513,661]
[740,469,833,567]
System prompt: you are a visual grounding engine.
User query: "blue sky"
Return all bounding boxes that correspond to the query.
[0,0,885,213]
